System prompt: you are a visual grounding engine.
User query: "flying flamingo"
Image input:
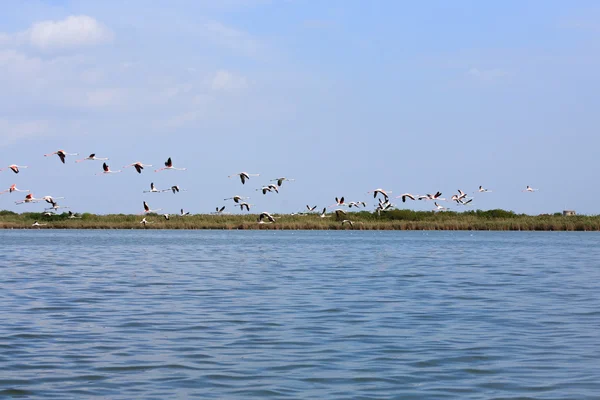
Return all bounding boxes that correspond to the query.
[124,162,152,174]
[368,188,392,200]
[341,219,354,228]
[0,164,28,174]
[180,209,190,216]
[215,206,226,214]
[434,202,448,211]
[320,208,330,218]
[523,186,539,192]
[236,202,253,211]
[96,163,121,175]
[140,217,154,226]
[270,177,295,187]
[143,201,162,214]
[0,184,29,194]
[32,221,47,228]
[44,150,78,164]
[224,195,249,203]
[228,172,259,184]
[258,212,276,223]
[143,182,168,193]
[396,193,416,203]
[68,211,82,219]
[478,186,492,193]
[330,196,345,207]
[76,153,109,163]
[306,205,317,212]
[15,194,41,204]
[170,185,186,194]
[155,157,186,172]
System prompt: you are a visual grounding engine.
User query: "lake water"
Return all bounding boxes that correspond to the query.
[1,230,599,399]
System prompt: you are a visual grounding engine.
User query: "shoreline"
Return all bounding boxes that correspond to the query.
[1,210,599,231]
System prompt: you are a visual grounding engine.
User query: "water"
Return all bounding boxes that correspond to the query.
[1,230,599,399]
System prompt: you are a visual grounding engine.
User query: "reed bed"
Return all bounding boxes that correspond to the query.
[1,209,600,230]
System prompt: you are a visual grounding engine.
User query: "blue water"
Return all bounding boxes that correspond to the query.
[1,230,599,399]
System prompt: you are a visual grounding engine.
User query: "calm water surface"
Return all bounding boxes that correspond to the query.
[1,230,599,399]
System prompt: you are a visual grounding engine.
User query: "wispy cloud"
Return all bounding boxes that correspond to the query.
[0,15,113,51]
[211,70,248,91]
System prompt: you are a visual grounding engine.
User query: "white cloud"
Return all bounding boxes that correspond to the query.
[211,70,248,91]
[202,21,259,55]
[0,15,113,51]
[28,15,113,50]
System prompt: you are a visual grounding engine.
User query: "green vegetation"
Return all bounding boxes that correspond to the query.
[1,209,600,230]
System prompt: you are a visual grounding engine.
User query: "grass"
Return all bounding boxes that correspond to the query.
[1,209,600,230]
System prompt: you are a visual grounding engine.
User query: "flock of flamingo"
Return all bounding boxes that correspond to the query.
[0,149,540,228]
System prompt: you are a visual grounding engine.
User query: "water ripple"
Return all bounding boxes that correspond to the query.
[1,230,600,399]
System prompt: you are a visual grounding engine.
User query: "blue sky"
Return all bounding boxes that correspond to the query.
[1,0,599,215]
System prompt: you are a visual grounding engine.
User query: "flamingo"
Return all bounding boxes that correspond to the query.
[257,185,278,195]
[368,188,392,200]
[45,204,70,212]
[15,194,41,204]
[31,221,47,228]
[68,211,82,219]
[124,162,152,174]
[334,209,347,219]
[306,205,317,212]
[331,196,345,207]
[396,193,416,203]
[96,162,121,175]
[163,214,170,220]
[143,182,168,193]
[140,217,154,226]
[180,209,190,216]
[434,202,448,211]
[155,157,186,172]
[40,195,64,205]
[418,192,445,201]
[236,202,252,212]
[215,206,226,214]
[523,185,539,192]
[44,150,78,164]
[76,154,108,163]
[143,201,162,214]
[478,186,492,193]
[258,212,276,223]
[347,201,367,208]
[458,198,473,206]
[0,184,29,194]
[0,164,28,174]
[341,219,354,228]
[270,177,295,187]
[224,195,249,203]
[170,185,186,194]
[228,172,259,184]
[320,208,330,218]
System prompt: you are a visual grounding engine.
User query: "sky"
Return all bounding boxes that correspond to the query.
[0,0,599,215]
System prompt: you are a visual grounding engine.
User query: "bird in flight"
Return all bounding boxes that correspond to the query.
[124,162,152,174]
[258,212,276,223]
[228,172,259,184]
[0,164,28,174]
[270,177,295,187]
[97,162,121,175]
[76,154,108,163]
[155,157,186,172]
[143,201,162,214]
[523,186,539,192]
[44,150,78,164]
